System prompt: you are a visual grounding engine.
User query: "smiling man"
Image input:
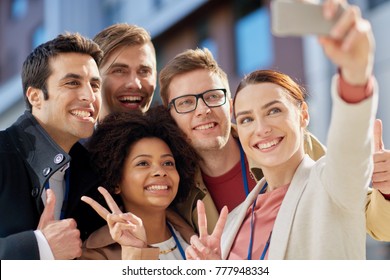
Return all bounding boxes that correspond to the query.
[93,24,157,120]
[159,47,390,243]
[0,33,106,259]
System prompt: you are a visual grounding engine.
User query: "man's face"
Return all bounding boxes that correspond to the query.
[99,43,156,119]
[167,69,233,153]
[31,52,101,152]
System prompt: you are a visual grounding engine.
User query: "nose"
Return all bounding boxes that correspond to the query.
[125,71,142,90]
[194,97,211,116]
[152,165,167,177]
[254,119,272,137]
[80,84,97,103]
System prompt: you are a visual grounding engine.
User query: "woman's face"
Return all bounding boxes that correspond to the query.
[117,137,179,212]
[234,82,308,170]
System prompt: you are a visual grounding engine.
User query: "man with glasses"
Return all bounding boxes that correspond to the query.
[159,48,325,232]
[167,88,227,114]
[159,48,390,242]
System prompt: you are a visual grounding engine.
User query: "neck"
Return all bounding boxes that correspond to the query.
[33,114,76,153]
[126,206,170,244]
[262,152,304,192]
[198,136,241,177]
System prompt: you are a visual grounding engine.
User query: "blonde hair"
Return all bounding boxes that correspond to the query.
[93,23,155,67]
[159,48,230,106]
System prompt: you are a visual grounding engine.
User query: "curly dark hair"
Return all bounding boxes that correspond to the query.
[87,105,201,205]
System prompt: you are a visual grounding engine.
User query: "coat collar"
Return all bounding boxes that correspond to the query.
[221,155,315,259]
[6,111,72,197]
[5,111,99,217]
[268,155,314,259]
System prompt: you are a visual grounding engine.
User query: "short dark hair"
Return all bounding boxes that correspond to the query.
[21,32,103,110]
[87,105,201,205]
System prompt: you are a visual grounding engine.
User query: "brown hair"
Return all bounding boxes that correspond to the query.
[22,33,103,110]
[159,48,230,106]
[233,69,306,117]
[93,23,155,68]
[87,105,201,204]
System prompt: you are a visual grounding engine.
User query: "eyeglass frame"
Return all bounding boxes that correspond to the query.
[167,88,227,114]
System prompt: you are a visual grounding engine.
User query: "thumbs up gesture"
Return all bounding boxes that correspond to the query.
[372,119,390,195]
[38,189,82,259]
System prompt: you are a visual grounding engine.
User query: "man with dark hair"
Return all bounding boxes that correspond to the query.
[0,33,106,259]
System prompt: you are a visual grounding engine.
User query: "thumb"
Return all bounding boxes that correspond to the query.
[374,119,384,152]
[37,188,56,229]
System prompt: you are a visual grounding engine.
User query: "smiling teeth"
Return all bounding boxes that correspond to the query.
[195,123,215,130]
[119,96,142,101]
[146,185,168,191]
[258,139,280,150]
[71,110,91,118]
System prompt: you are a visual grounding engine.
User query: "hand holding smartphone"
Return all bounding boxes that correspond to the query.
[271,0,346,37]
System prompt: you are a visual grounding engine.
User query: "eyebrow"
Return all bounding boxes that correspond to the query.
[61,73,101,83]
[108,62,128,69]
[62,73,82,80]
[132,153,174,161]
[235,100,282,118]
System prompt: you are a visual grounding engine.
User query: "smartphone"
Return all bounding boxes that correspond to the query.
[271,0,345,37]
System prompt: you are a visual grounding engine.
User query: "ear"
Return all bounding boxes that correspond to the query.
[228,97,233,117]
[300,101,310,128]
[114,185,121,194]
[26,87,43,110]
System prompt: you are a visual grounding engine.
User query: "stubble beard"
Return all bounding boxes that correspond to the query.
[191,135,229,156]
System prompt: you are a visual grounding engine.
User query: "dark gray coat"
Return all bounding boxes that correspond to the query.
[0,111,105,259]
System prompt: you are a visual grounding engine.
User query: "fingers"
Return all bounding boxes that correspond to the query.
[323,0,344,20]
[185,245,200,260]
[373,153,390,169]
[371,181,390,195]
[97,186,122,214]
[211,206,228,240]
[120,212,144,226]
[329,4,358,41]
[107,212,147,247]
[190,235,208,255]
[81,195,110,221]
[374,119,384,152]
[196,200,208,239]
[38,189,56,229]
[80,186,122,221]
[106,212,142,229]
[42,218,82,259]
[319,2,374,85]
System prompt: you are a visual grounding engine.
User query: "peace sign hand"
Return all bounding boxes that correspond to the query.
[81,187,147,248]
[185,200,228,260]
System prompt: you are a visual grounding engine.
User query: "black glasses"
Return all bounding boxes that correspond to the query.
[168,88,227,114]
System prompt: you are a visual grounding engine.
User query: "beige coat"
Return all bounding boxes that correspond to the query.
[221,76,378,259]
[174,126,327,234]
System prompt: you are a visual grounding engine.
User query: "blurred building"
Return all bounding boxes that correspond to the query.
[0,0,389,259]
[0,0,44,126]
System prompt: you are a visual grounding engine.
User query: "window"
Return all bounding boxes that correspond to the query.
[200,38,218,61]
[235,7,273,76]
[32,24,45,49]
[368,0,390,9]
[10,0,28,20]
